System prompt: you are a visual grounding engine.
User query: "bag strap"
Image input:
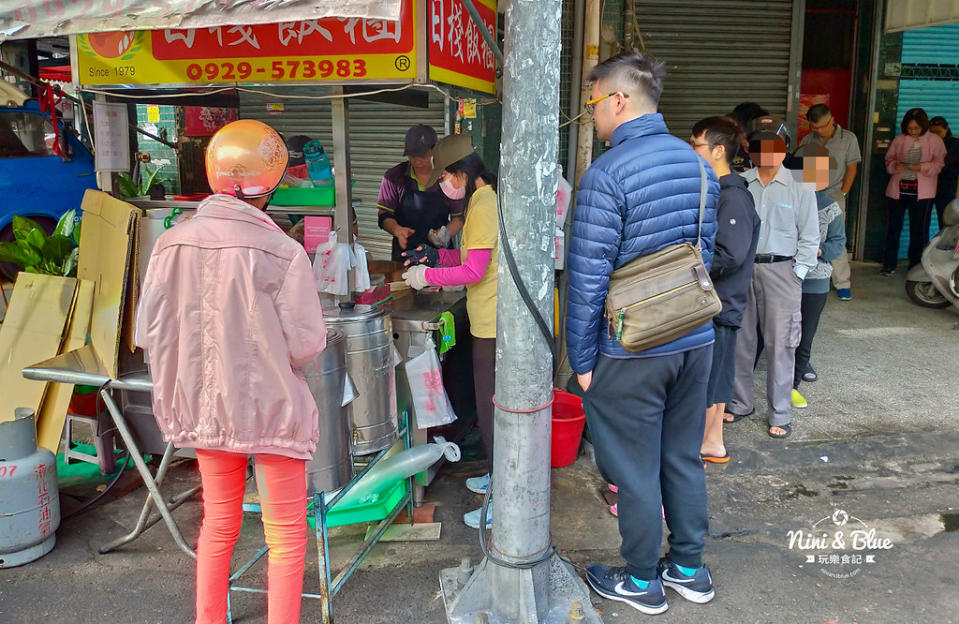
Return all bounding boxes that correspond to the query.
[696,157,707,250]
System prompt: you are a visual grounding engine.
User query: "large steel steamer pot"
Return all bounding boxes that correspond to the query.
[299,329,355,494]
[322,304,398,455]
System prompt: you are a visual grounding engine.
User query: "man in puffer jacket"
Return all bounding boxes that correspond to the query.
[566,51,720,615]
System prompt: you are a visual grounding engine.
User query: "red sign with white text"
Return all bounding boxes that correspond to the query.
[77,0,417,85]
[428,0,496,94]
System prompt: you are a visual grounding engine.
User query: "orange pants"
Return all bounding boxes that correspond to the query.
[195,449,308,624]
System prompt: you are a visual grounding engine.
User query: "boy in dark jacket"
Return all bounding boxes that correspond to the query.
[690,117,761,464]
[566,51,719,615]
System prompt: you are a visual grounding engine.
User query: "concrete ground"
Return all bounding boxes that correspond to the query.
[2,263,958,624]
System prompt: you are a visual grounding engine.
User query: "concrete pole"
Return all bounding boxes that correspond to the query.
[440,0,601,619]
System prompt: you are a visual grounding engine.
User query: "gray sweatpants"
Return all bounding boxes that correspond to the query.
[729,261,803,426]
[827,191,851,290]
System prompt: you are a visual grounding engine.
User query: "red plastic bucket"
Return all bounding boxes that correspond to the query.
[551,388,586,468]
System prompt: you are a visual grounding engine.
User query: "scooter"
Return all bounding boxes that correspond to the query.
[905,199,959,310]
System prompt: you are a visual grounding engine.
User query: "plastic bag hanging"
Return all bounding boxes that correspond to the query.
[405,335,457,429]
[313,231,352,295]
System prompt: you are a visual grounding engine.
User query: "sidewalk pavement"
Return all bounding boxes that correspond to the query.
[1,263,957,623]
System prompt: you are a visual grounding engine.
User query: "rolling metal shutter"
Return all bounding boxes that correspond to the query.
[632,0,796,139]
[239,87,448,260]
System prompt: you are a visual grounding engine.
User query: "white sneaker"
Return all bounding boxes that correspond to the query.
[463,504,492,529]
[465,473,490,494]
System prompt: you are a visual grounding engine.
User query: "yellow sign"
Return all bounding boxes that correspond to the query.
[76,2,418,86]
[146,104,160,122]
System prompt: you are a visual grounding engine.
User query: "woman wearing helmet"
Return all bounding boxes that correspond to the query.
[135,119,327,624]
[399,134,499,529]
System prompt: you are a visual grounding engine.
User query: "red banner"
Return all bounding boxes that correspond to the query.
[152,7,415,60]
[428,0,496,93]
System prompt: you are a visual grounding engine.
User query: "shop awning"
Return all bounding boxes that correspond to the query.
[0,0,402,41]
[886,0,959,32]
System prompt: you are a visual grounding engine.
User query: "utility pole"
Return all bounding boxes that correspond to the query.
[439,0,602,619]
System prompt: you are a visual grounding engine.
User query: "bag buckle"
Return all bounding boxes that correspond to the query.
[693,264,712,291]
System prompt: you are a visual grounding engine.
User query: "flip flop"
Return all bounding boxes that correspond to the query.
[768,423,792,439]
[723,408,754,424]
[701,452,730,464]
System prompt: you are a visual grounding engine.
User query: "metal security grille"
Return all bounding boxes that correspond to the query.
[632,0,795,139]
[239,87,447,260]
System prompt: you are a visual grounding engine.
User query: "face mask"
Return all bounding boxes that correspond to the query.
[440,176,466,200]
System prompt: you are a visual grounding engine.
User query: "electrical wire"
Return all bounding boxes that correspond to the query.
[494,195,558,370]
[477,474,556,570]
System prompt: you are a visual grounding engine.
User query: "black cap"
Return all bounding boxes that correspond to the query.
[746,116,791,148]
[286,135,312,167]
[404,124,437,157]
[930,116,949,127]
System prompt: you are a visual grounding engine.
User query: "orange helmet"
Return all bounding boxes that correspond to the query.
[205,119,288,198]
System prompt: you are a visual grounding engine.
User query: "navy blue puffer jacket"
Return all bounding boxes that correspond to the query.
[566,113,720,374]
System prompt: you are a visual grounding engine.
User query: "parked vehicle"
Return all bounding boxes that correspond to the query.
[0,98,96,281]
[905,199,959,311]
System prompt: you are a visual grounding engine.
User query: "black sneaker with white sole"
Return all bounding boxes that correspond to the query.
[585,564,668,615]
[657,558,715,604]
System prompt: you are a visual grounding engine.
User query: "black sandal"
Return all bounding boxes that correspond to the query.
[768,423,792,439]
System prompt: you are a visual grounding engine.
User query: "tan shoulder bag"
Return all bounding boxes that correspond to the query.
[604,159,722,352]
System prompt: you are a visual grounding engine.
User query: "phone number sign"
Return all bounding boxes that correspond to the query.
[77,0,417,86]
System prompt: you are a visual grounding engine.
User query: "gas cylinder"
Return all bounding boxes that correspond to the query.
[0,408,60,567]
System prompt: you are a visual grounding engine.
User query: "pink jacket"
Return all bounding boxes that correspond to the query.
[885,131,946,200]
[135,194,327,460]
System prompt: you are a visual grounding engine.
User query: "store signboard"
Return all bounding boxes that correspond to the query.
[76,0,418,86]
[427,0,496,94]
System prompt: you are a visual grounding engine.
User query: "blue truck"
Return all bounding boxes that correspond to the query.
[0,99,97,281]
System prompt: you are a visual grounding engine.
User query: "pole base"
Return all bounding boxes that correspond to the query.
[440,553,603,624]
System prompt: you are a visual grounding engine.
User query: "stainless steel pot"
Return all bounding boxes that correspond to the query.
[300,330,355,494]
[322,304,398,455]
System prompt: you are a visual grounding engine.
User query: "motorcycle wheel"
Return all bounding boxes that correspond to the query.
[905,280,951,309]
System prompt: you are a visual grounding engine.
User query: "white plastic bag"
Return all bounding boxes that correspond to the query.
[351,242,371,292]
[405,337,457,429]
[313,231,352,295]
[555,174,573,228]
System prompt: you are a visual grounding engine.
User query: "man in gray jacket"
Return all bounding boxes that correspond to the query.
[727,119,819,438]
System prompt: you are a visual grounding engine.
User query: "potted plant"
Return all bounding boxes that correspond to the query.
[0,210,80,277]
[116,162,163,200]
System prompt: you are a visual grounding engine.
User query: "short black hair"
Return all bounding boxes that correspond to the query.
[901,108,930,135]
[691,116,744,164]
[586,51,666,107]
[729,102,769,129]
[806,103,831,124]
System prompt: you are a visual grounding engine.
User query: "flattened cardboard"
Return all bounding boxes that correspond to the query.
[36,279,95,452]
[77,190,139,378]
[0,274,77,422]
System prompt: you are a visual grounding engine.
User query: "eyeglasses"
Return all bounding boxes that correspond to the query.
[688,140,711,149]
[585,92,629,115]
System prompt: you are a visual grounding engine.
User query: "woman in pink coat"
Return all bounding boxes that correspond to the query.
[136,120,327,624]
[882,107,946,275]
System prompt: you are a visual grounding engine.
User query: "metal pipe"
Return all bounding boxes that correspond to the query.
[460,0,504,66]
[856,0,886,261]
[565,0,586,183]
[97,389,196,559]
[331,491,412,593]
[574,0,601,189]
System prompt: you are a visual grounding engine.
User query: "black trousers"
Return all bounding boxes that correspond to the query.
[582,347,711,580]
[935,193,955,231]
[472,337,496,475]
[794,292,828,389]
[884,194,933,271]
